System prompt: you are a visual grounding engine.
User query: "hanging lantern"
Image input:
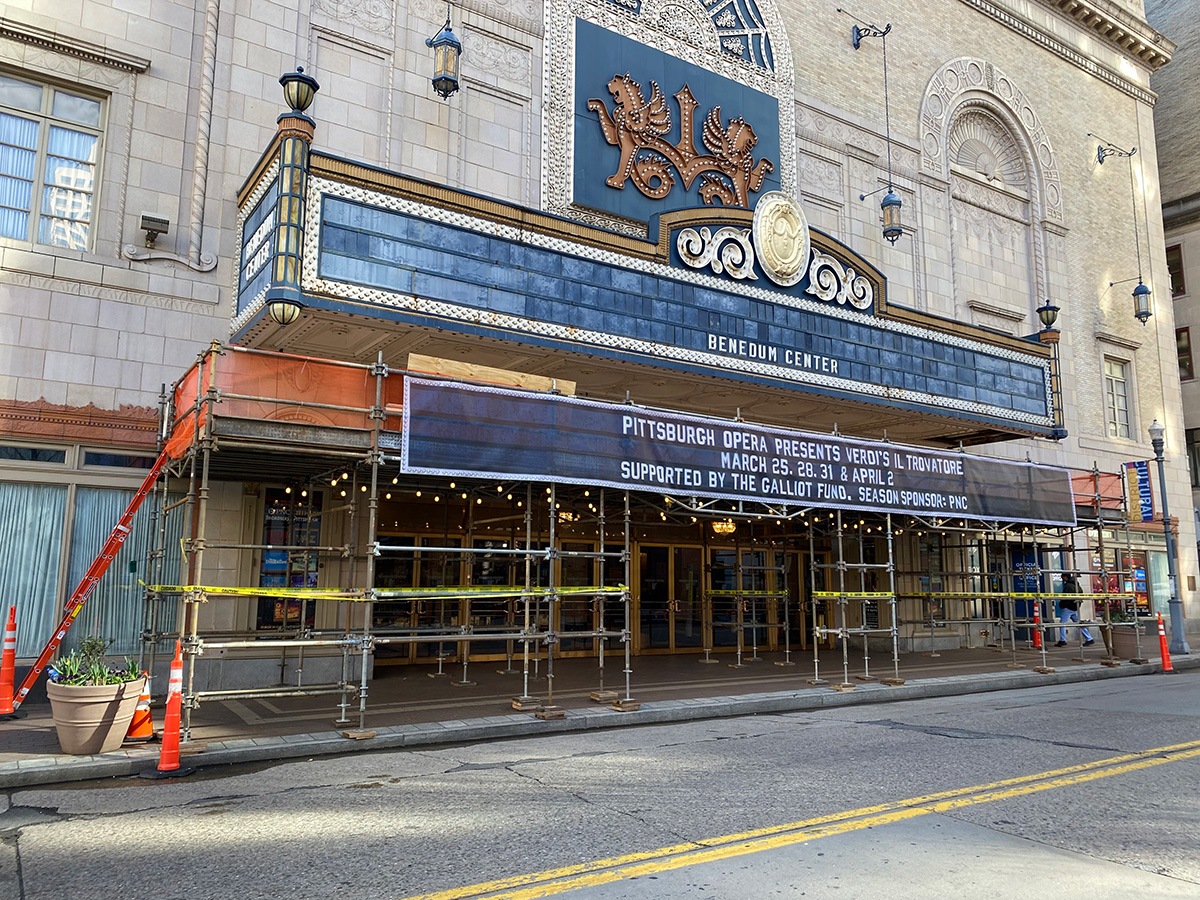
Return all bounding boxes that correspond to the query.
[426,7,462,100]
[1132,280,1151,325]
[881,189,902,244]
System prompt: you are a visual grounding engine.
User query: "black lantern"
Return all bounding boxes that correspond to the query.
[1133,280,1152,325]
[426,4,462,100]
[1036,300,1060,330]
[881,189,902,244]
[279,67,319,121]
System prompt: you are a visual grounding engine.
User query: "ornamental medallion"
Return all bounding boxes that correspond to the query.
[752,191,810,287]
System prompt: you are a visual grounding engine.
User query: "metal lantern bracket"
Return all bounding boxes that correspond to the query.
[1090,133,1149,324]
[840,8,902,244]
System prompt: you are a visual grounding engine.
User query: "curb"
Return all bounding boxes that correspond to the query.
[3,655,1195,789]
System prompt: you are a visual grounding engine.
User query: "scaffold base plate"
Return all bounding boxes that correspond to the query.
[340,729,376,740]
[1100,659,1122,668]
[452,680,477,687]
[880,677,906,686]
[773,660,796,666]
[427,671,450,679]
[610,698,641,712]
[1034,665,1056,674]
[511,696,542,710]
[534,705,566,720]
[831,683,856,692]
[1129,657,1149,665]
[589,690,618,703]
[697,657,720,664]
[139,765,196,780]
[1006,663,1027,669]
[854,675,878,682]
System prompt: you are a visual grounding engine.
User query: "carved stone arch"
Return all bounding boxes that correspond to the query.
[920,58,1061,222]
[544,0,796,230]
[948,106,1028,194]
[920,59,1062,330]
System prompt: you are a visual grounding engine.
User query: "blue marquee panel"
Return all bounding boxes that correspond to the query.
[316,196,1051,426]
[237,181,278,316]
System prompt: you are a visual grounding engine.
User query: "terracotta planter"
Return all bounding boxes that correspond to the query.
[1102,624,1149,661]
[46,677,145,755]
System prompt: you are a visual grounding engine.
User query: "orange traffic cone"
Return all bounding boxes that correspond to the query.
[1032,602,1043,650]
[1156,612,1176,674]
[1,605,25,720]
[140,641,194,778]
[124,672,155,742]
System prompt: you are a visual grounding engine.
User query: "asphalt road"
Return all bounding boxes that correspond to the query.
[2,671,1198,899]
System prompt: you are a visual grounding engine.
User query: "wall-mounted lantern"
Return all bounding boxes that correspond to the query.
[426,3,462,100]
[846,13,902,245]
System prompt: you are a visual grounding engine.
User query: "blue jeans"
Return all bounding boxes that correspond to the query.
[1058,609,1092,643]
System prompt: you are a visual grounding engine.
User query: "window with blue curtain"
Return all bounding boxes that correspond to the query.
[0,483,67,656]
[65,487,185,657]
[0,73,103,249]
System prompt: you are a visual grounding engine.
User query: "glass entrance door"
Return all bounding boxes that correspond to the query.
[637,545,704,651]
[673,547,703,648]
[639,546,671,650]
[708,549,740,648]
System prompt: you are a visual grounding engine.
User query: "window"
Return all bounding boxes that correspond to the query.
[1104,357,1131,439]
[1167,245,1185,298]
[82,451,157,469]
[1187,429,1200,488]
[0,72,103,250]
[1178,328,1195,381]
[0,444,66,463]
[256,488,322,629]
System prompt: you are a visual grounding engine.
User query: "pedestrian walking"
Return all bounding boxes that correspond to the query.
[1056,573,1094,646]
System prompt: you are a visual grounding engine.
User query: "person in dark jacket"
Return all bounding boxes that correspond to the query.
[1056,573,1094,647]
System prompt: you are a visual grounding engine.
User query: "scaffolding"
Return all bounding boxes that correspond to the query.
[123,342,1164,739]
[136,342,645,736]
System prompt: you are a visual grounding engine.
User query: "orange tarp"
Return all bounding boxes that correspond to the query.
[1070,470,1125,512]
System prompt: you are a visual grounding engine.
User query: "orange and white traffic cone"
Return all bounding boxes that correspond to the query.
[1032,602,1044,650]
[124,672,155,742]
[1,605,25,720]
[1156,612,1176,674]
[141,641,194,778]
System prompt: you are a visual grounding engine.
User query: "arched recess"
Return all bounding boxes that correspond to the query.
[919,58,1065,333]
[544,0,795,232]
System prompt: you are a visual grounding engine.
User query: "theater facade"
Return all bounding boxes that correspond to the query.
[0,1,1192,719]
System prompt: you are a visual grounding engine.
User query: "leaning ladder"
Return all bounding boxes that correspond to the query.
[9,449,170,711]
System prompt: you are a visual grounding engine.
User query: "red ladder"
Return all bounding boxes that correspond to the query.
[11,449,171,710]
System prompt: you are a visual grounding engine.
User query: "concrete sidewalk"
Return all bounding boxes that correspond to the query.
[3,645,1196,788]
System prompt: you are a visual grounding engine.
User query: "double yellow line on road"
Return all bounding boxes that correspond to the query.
[403,738,1200,900]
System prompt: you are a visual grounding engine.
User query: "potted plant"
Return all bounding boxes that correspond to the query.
[45,636,145,755]
[1097,602,1148,661]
